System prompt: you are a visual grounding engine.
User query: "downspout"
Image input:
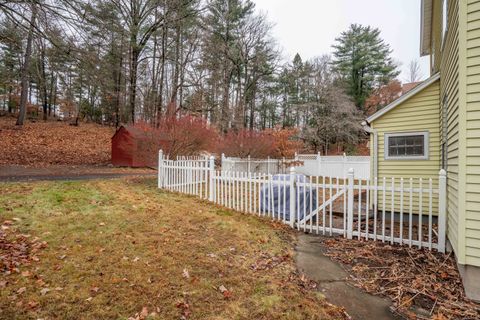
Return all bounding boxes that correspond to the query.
[362,121,377,179]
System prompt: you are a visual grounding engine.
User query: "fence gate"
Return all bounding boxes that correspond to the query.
[158,151,447,253]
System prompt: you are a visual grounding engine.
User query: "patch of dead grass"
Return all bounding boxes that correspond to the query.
[0,177,347,319]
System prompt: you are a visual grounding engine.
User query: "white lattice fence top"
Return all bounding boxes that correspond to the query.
[297,154,318,160]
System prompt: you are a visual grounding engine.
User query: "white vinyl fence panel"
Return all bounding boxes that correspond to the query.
[221,154,284,175]
[295,153,370,179]
[221,153,370,179]
[158,151,447,253]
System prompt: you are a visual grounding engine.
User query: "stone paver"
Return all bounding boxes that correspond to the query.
[296,233,401,320]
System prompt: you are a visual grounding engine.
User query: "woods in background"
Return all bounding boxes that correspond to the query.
[0,0,401,154]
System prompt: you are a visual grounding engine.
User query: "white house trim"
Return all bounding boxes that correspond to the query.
[420,0,433,56]
[366,73,440,123]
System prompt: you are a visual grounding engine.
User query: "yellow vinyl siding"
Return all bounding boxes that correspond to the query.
[465,0,480,266]
[371,80,441,214]
[440,0,461,258]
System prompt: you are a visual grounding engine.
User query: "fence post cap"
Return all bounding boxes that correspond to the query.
[347,168,354,175]
[209,155,215,160]
[439,169,447,176]
[289,166,296,174]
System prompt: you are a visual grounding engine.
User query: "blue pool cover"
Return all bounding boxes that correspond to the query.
[260,174,318,221]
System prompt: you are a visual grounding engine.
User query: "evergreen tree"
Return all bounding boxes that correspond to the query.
[331,24,399,111]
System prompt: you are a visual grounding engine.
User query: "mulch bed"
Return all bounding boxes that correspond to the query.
[321,237,480,319]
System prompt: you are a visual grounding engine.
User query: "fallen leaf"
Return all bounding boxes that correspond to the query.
[182,268,190,279]
[40,288,50,296]
[17,287,26,294]
[21,271,32,277]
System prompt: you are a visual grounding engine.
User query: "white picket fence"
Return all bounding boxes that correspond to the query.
[220,153,370,179]
[158,151,447,253]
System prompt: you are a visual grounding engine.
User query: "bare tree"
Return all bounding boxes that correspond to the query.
[16,4,37,126]
[406,59,422,83]
[302,56,363,153]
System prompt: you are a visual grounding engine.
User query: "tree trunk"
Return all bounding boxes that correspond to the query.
[16,4,37,126]
[129,48,139,124]
[168,23,182,117]
[40,45,48,121]
[157,20,167,127]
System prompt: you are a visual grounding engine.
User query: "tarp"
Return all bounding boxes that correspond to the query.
[260,174,318,221]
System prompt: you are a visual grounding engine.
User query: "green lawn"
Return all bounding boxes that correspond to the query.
[0,177,345,319]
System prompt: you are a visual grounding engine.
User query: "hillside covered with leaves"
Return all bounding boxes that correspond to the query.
[0,118,114,166]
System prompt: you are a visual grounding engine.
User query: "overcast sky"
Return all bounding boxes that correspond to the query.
[252,0,430,83]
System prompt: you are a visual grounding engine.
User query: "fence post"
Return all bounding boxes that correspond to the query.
[267,156,270,175]
[317,152,321,176]
[347,168,355,239]
[158,150,163,189]
[289,166,296,228]
[343,152,347,178]
[209,156,215,202]
[438,169,447,253]
[248,155,251,173]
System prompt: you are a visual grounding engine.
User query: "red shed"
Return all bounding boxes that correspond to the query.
[111,126,168,168]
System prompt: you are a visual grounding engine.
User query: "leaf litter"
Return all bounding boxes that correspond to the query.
[321,237,480,319]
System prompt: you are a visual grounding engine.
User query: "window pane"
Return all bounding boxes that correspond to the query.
[406,137,415,146]
[414,146,423,155]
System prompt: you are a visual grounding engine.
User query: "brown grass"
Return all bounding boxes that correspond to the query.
[0,177,346,319]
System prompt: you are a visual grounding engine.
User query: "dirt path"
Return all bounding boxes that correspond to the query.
[0,165,156,182]
[296,233,400,320]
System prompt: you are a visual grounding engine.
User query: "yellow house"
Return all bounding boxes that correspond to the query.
[363,0,480,300]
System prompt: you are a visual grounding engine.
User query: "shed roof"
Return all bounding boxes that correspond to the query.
[111,125,170,141]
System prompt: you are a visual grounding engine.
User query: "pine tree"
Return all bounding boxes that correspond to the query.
[331,24,399,111]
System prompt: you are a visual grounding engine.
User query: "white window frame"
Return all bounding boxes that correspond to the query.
[384,131,429,160]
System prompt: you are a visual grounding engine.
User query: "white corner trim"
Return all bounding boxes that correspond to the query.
[420,0,433,56]
[384,131,430,161]
[420,0,426,55]
[366,73,440,123]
